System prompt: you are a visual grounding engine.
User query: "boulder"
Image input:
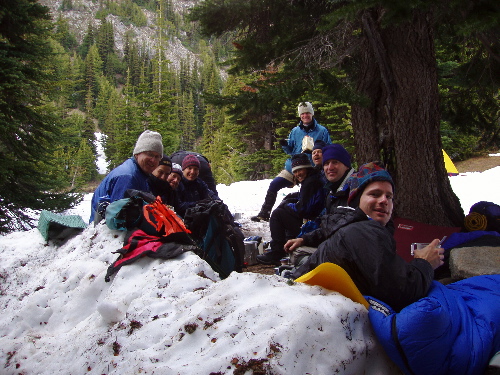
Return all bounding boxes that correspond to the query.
[449,246,500,280]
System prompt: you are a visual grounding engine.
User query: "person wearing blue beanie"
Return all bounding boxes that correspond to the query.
[283,143,355,266]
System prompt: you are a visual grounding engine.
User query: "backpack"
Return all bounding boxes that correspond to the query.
[104,190,155,231]
[104,190,191,241]
[104,192,198,282]
[184,199,245,279]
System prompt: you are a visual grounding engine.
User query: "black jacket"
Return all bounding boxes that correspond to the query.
[177,177,218,217]
[286,169,326,220]
[300,167,354,246]
[147,174,181,211]
[293,207,434,312]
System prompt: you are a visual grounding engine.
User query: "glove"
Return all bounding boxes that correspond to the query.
[279,139,288,147]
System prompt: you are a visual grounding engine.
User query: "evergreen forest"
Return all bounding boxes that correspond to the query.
[0,0,499,232]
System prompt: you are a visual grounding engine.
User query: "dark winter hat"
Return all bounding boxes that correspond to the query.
[347,161,394,204]
[313,140,327,151]
[133,130,163,156]
[291,153,313,172]
[322,144,351,168]
[182,154,200,170]
[158,155,172,168]
[171,163,183,176]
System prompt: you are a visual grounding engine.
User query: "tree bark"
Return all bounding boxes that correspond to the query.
[352,9,464,227]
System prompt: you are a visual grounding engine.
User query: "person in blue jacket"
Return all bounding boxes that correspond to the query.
[89,130,163,223]
[257,153,327,265]
[251,102,332,222]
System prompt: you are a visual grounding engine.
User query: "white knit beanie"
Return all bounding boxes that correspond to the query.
[133,130,163,156]
[298,102,314,116]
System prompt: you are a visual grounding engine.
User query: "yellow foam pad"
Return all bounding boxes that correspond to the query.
[295,262,369,309]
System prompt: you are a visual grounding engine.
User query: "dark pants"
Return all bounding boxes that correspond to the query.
[269,205,303,257]
[269,176,294,194]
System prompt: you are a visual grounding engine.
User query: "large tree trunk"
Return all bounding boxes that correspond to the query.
[352,9,464,227]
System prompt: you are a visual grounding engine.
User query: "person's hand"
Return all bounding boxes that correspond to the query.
[413,238,444,270]
[284,238,304,253]
[279,139,288,147]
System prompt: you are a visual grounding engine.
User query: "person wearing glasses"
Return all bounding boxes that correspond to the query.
[89,130,164,223]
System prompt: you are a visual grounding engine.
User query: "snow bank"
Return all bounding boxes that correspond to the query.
[0,223,398,374]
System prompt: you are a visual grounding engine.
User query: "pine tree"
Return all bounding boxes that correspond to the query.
[79,22,95,58]
[190,0,500,226]
[53,14,78,52]
[84,44,103,109]
[0,0,79,233]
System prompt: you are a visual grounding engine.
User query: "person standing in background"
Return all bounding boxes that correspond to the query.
[251,102,332,222]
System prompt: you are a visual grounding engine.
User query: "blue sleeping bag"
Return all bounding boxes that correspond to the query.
[368,275,500,375]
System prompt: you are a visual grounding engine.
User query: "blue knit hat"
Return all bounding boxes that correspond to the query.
[313,140,327,151]
[322,144,351,168]
[347,161,394,204]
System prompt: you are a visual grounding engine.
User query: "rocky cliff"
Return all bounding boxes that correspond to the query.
[39,0,201,71]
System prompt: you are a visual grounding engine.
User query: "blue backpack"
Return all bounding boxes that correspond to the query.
[104,190,156,231]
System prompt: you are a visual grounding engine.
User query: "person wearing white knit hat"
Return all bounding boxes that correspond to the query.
[251,101,332,222]
[89,130,164,223]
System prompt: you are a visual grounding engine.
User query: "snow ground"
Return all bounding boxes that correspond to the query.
[0,157,499,374]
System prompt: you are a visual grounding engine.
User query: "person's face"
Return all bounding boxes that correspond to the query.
[152,165,172,181]
[323,159,349,183]
[293,168,309,183]
[359,181,394,226]
[300,112,313,125]
[312,148,323,166]
[135,151,161,174]
[183,166,199,181]
[167,172,181,190]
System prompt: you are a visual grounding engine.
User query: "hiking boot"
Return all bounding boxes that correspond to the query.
[251,190,277,222]
[251,213,270,222]
[256,252,283,266]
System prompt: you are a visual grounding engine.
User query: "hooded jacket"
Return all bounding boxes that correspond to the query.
[292,206,434,312]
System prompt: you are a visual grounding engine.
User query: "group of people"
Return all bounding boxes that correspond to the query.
[89,130,218,223]
[249,102,444,314]
[90,102,499,372]
[90,102,448,312]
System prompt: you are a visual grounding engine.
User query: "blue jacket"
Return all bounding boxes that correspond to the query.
[368,275,500,375]
[90,157,151,223]
[287,169,326,220]
[282,119,332,173]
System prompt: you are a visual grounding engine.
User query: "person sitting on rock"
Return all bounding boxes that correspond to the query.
[148,155,181,209]
[284,144,354,265]
[167,163,183,191]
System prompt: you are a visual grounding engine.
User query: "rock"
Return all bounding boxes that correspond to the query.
[449,246,500,280]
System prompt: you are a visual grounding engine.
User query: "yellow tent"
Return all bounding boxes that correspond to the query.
[443,149,459,176]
